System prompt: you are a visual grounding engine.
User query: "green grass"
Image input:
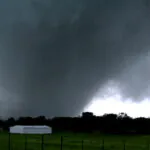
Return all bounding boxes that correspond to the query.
[0,132,150,150]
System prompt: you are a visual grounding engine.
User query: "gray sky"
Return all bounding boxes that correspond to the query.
[0,0,150,118]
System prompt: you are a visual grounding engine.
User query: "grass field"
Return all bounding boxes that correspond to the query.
[0,132,150,150]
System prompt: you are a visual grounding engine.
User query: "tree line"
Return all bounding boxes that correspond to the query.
[1,112,150,134]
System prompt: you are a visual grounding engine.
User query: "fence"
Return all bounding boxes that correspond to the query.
[1,133,150,150]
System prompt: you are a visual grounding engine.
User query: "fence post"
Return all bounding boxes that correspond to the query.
[60,136,63,150]
[147,140,149,150]
[8,133,11,150]
[122,140,126,150]
[81,140,84,150]
[24,135,27,150]
[101,139,104,150]
[41,134,44,150]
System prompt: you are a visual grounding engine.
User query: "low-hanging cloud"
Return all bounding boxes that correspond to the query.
[0,0,150,118]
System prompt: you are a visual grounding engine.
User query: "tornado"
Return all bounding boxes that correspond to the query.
[0,0,149,118]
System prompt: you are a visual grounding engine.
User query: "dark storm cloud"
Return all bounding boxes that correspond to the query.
[0,0,149,117]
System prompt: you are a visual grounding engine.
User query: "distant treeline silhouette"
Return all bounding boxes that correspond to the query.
[1,112,150,134]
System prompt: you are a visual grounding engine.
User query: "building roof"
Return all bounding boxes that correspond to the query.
[12,125,50,128]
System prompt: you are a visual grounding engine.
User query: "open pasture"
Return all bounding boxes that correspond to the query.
[0,132,149,150]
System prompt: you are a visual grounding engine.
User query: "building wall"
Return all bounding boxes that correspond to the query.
[10,126,23,133]
[23,126,52,134]
[10,125,52,134]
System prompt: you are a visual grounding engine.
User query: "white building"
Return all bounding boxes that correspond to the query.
[9,125,52,134]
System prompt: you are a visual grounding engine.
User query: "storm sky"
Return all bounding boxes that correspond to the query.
[0,0,150,118]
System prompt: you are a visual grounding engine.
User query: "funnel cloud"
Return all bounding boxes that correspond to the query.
[0,0,150,117]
